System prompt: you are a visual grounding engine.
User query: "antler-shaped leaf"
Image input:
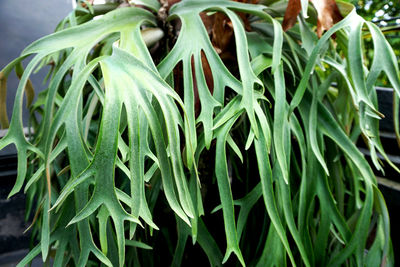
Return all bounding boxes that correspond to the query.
[159,0,283,166]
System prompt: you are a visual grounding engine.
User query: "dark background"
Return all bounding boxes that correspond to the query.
[0,0,72,156]
[0,0,72,263]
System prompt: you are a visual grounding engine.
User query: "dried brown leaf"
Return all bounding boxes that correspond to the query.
[191,51,214,115]
[282,0,301,32]
[0,72,9,129]
[173,0,257,115]
[310,0,343,37]
[282,0,343,38]
[200,12,215,35]
[210,0,255,54]
[212,12,234,54]
[15,63,35,108]
[160,0,181,11]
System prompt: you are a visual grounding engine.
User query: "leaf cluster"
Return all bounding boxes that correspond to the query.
[0,0,399,266]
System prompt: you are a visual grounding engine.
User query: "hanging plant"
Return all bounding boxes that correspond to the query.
[0,0,399,266]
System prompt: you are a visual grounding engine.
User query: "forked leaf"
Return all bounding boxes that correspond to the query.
[1,1,396,266]
[214,113,244,265]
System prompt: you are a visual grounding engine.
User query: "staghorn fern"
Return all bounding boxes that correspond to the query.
[0,0,399,266]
